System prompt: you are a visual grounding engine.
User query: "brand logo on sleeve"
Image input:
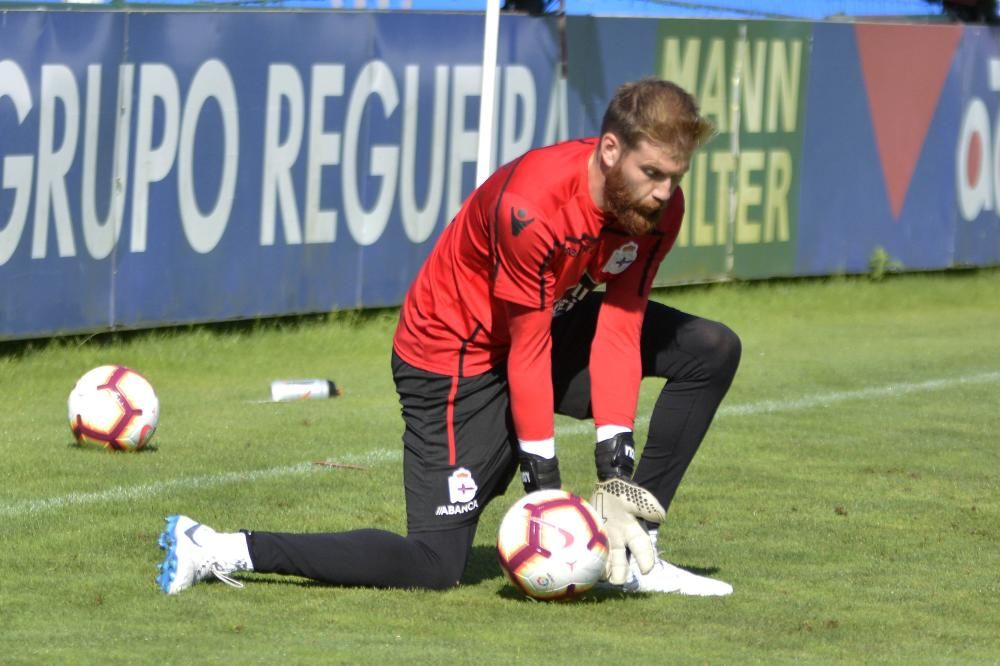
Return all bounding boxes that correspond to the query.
[511,207,536,236]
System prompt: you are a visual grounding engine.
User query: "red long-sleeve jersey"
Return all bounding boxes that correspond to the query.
[393,138,683,441]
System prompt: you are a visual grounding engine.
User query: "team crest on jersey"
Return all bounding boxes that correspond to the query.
[447,467,478,503]
[603,241,639,274]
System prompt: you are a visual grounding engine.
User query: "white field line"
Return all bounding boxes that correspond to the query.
[0,449,401,519]
[3,371,998,519]
[553,369,1000,436]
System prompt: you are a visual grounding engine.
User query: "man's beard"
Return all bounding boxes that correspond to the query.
[603,161,664,236]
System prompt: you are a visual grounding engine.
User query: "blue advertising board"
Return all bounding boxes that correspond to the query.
[0,11,561,338]
[796,21,971,274]
[2,11,998,341]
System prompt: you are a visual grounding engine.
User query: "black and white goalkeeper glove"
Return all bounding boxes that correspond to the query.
[519,452,561,492]
[589,432,666,585]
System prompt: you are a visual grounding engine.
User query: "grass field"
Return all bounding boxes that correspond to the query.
[2,269,999,664]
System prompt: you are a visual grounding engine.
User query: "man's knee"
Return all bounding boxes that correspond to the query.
[652,318,741,385]
[410,528,474,590]
[702,321,742,381]
[417,553,466,590]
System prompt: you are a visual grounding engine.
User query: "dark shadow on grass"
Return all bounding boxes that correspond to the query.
[66,441,158,453]
[675,563,723,578]
[495,583,627,604]
[219,574,627,605]
[159,544,723,602]
[462,544,501,585]
[181,574,629,604]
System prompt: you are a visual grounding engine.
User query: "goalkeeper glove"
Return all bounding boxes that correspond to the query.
[519,452,561,492]
[590,433,666,585]
[594,431,637,481]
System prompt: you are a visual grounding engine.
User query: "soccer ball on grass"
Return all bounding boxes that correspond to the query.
[496,489,609,600]
[67,365,160,451]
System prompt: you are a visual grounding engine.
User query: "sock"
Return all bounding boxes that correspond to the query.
[215,531,254,571]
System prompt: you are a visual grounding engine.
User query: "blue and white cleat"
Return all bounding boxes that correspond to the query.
[622,556,733,596]
[599,527,733,596]
[156,514,247,594]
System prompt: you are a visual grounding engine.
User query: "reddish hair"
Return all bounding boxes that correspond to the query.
[600,78,715,156]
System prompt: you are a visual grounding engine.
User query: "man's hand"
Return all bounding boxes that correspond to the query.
[519,452,561,492]
[590,477,666,584]
[590,432,665,584]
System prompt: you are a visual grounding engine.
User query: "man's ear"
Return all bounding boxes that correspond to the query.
[599,132,622,169]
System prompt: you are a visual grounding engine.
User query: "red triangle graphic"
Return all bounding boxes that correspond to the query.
[855,23,963,220]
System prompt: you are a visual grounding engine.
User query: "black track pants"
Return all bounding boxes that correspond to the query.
[247,524,476,591]
[551,292,742,515]
[246,293,739,588]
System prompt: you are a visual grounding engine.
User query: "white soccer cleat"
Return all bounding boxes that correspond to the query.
[623,556,733,596]
[156,515,250,594]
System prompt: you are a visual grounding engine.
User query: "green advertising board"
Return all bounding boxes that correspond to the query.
[654,20,811,283]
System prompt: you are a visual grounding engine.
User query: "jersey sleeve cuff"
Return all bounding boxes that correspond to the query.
[518,437,556,459]
[595,424,632,443]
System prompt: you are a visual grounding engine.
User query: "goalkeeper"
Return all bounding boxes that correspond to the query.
[156,78,740,597]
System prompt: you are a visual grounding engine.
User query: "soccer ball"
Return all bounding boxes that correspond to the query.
[67,365,159,451]
[496,489,609,600]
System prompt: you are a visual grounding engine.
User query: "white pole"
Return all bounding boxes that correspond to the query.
[476,0,501,187]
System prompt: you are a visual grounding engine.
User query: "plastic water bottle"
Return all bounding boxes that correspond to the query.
[270,379,340,402]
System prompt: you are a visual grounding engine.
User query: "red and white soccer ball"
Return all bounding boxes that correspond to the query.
[496,489,609,600]
[67,365,160,452]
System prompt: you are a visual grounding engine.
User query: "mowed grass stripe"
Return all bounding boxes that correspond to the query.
[3,369,997,519]
[0,449,402,519]
[556,369,1000,435]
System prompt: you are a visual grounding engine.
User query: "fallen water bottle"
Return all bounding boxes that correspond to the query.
[270,379,341,402]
